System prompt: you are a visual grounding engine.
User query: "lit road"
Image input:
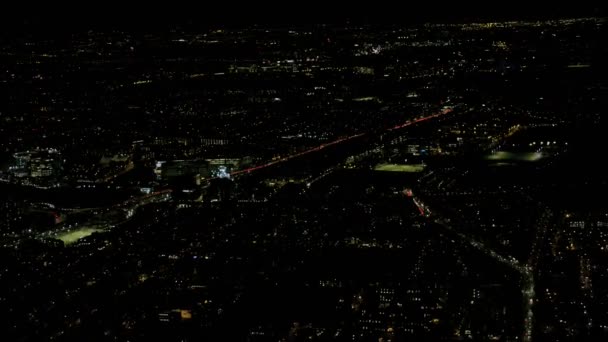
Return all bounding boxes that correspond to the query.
[413,195,534,342]
[230,133,367,176]
[113,189,172,209]
[388,106,454,131]
[230,107,454,177]
[56,189,173,214]
[37,189,173,244]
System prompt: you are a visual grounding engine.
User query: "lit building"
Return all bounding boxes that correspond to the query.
[161,160,211,180]
[9,149,62,180]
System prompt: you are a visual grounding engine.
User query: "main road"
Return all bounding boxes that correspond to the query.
[230,106,454,177]
[413,195,534,342]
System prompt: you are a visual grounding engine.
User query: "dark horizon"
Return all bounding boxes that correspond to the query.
[2,3,607,32]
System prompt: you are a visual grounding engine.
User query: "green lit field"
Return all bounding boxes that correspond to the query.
[56,227,104,245]
[374,163,426,172]
[485,151,544,162]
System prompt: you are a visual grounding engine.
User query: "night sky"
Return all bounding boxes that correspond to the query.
[2,2,607,31]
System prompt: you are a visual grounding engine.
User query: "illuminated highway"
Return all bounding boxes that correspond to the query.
[388,106,454,131]
[412,194,534,342]
[230,133,367,176]
[231,107,454,177]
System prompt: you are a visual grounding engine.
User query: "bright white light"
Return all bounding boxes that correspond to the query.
[217,166,230,179]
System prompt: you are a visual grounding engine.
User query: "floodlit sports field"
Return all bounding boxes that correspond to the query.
[374,163,426,172]
[485,151,544,162]
[57,227,104,245]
